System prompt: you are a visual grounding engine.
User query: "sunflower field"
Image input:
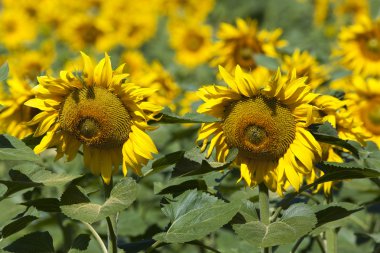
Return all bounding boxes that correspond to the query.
[1,0,380,252]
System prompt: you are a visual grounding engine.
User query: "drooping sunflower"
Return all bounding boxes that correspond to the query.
[281,49,329,90]
[0,78,37,139]
[212,19,287,73]
[334,15,380,77]
[197,65,323,194]
[25,53,162,184]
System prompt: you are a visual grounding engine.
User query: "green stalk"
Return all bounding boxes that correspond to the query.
[326,229,337,253]
[103,178,118,253]
[259,183,272,253]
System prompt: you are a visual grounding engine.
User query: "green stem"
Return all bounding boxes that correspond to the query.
[259,183,271,253]
[82,221,108,253]
[326,229,337,253]
[103,178,118,253]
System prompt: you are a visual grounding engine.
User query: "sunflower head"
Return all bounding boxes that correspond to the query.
[197,65,323,194]
[25,52,162,184]
[334,16,380,77]
[212,19,287,73]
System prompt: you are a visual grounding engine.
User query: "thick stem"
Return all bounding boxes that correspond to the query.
[326,229,337,253]
[103,178,118,253]
[259,183,272,253]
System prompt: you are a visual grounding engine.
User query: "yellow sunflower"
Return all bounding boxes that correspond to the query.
[334,15,380,77]
[131,61,180,111]
[343,75,380,145]
[212,18,287,73]
[308,94,369,194]
[168,20,213,68]
[0,9,37,49]
[281,49,329,90]
[25,52,162,184]
[0,78,37,139]
[162,0,214,22]
[197,65,323,194]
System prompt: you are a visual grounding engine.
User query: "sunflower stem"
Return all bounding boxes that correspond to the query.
[325,229,337,253]
[103,178,118,253]
[82,221,108,253]
[259,183,272,253]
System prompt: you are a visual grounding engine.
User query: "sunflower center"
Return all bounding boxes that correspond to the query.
[234,44,258,70]
[359,35,380,60]
[367,38,380,53]
[60,86,132,148]
[223,96,296,160]
[185,32,204,52]
[78,118,100,139]
[77,23,103,44]
[361,97,380,134]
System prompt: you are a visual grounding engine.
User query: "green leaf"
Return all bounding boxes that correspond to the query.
[0,134,41,162]
[144,150,185,176]
[154,190,240,243]
[4,231,55,253]
[68,234,91,253]
[314,163,380,185]
[311,202,362,235]
[61,177,137,224]
[238,200,259,222]
[171,147,237,178]
[154,178,208,195]
[0,62,9,82]
[157,107,219,124]
[12,163,82,187]
[1,215,38,238]
[234,204,317,247]
[253,54,279,70]
[22,198,61,212]
[309,123,360,157]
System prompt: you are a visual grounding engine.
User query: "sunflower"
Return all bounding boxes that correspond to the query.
[162,0,214,22]
[168,20,213,68]
[281,49,329,90]
[197,65,323,194]
[307,94,369,195]
[334,15,380,77]
[212,19,287,73]
[0,9,37,49]
[25,52,162,184]
[0,78,37,139]
[343,75,380,145]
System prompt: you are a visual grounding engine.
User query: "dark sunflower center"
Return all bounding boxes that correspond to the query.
[359,34,380,60]
[222,96,296,161]
[77,23,103,44]
[185,32,204,52]
[361,97,380,135]
[234,41,260,70]
[60,86,132,148]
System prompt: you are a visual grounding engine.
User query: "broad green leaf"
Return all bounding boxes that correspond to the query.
[144,150,185,176]
[154,190,240,243]
[4,231,55,253]
[238,201,259,222]
[68,234,91,253]
[61,177,137,224]
[12,163,82,187]
[309,123,360,157]
[22,198,61,212]
[171,147,237,178]
[157,107,219,124]
[0,134,41,162]
[154,178,207,195]
[1,215,38,238]
[0,62,9,82]
[234,204,317,247]
[253,54,279,70]
[311,202,362,235]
